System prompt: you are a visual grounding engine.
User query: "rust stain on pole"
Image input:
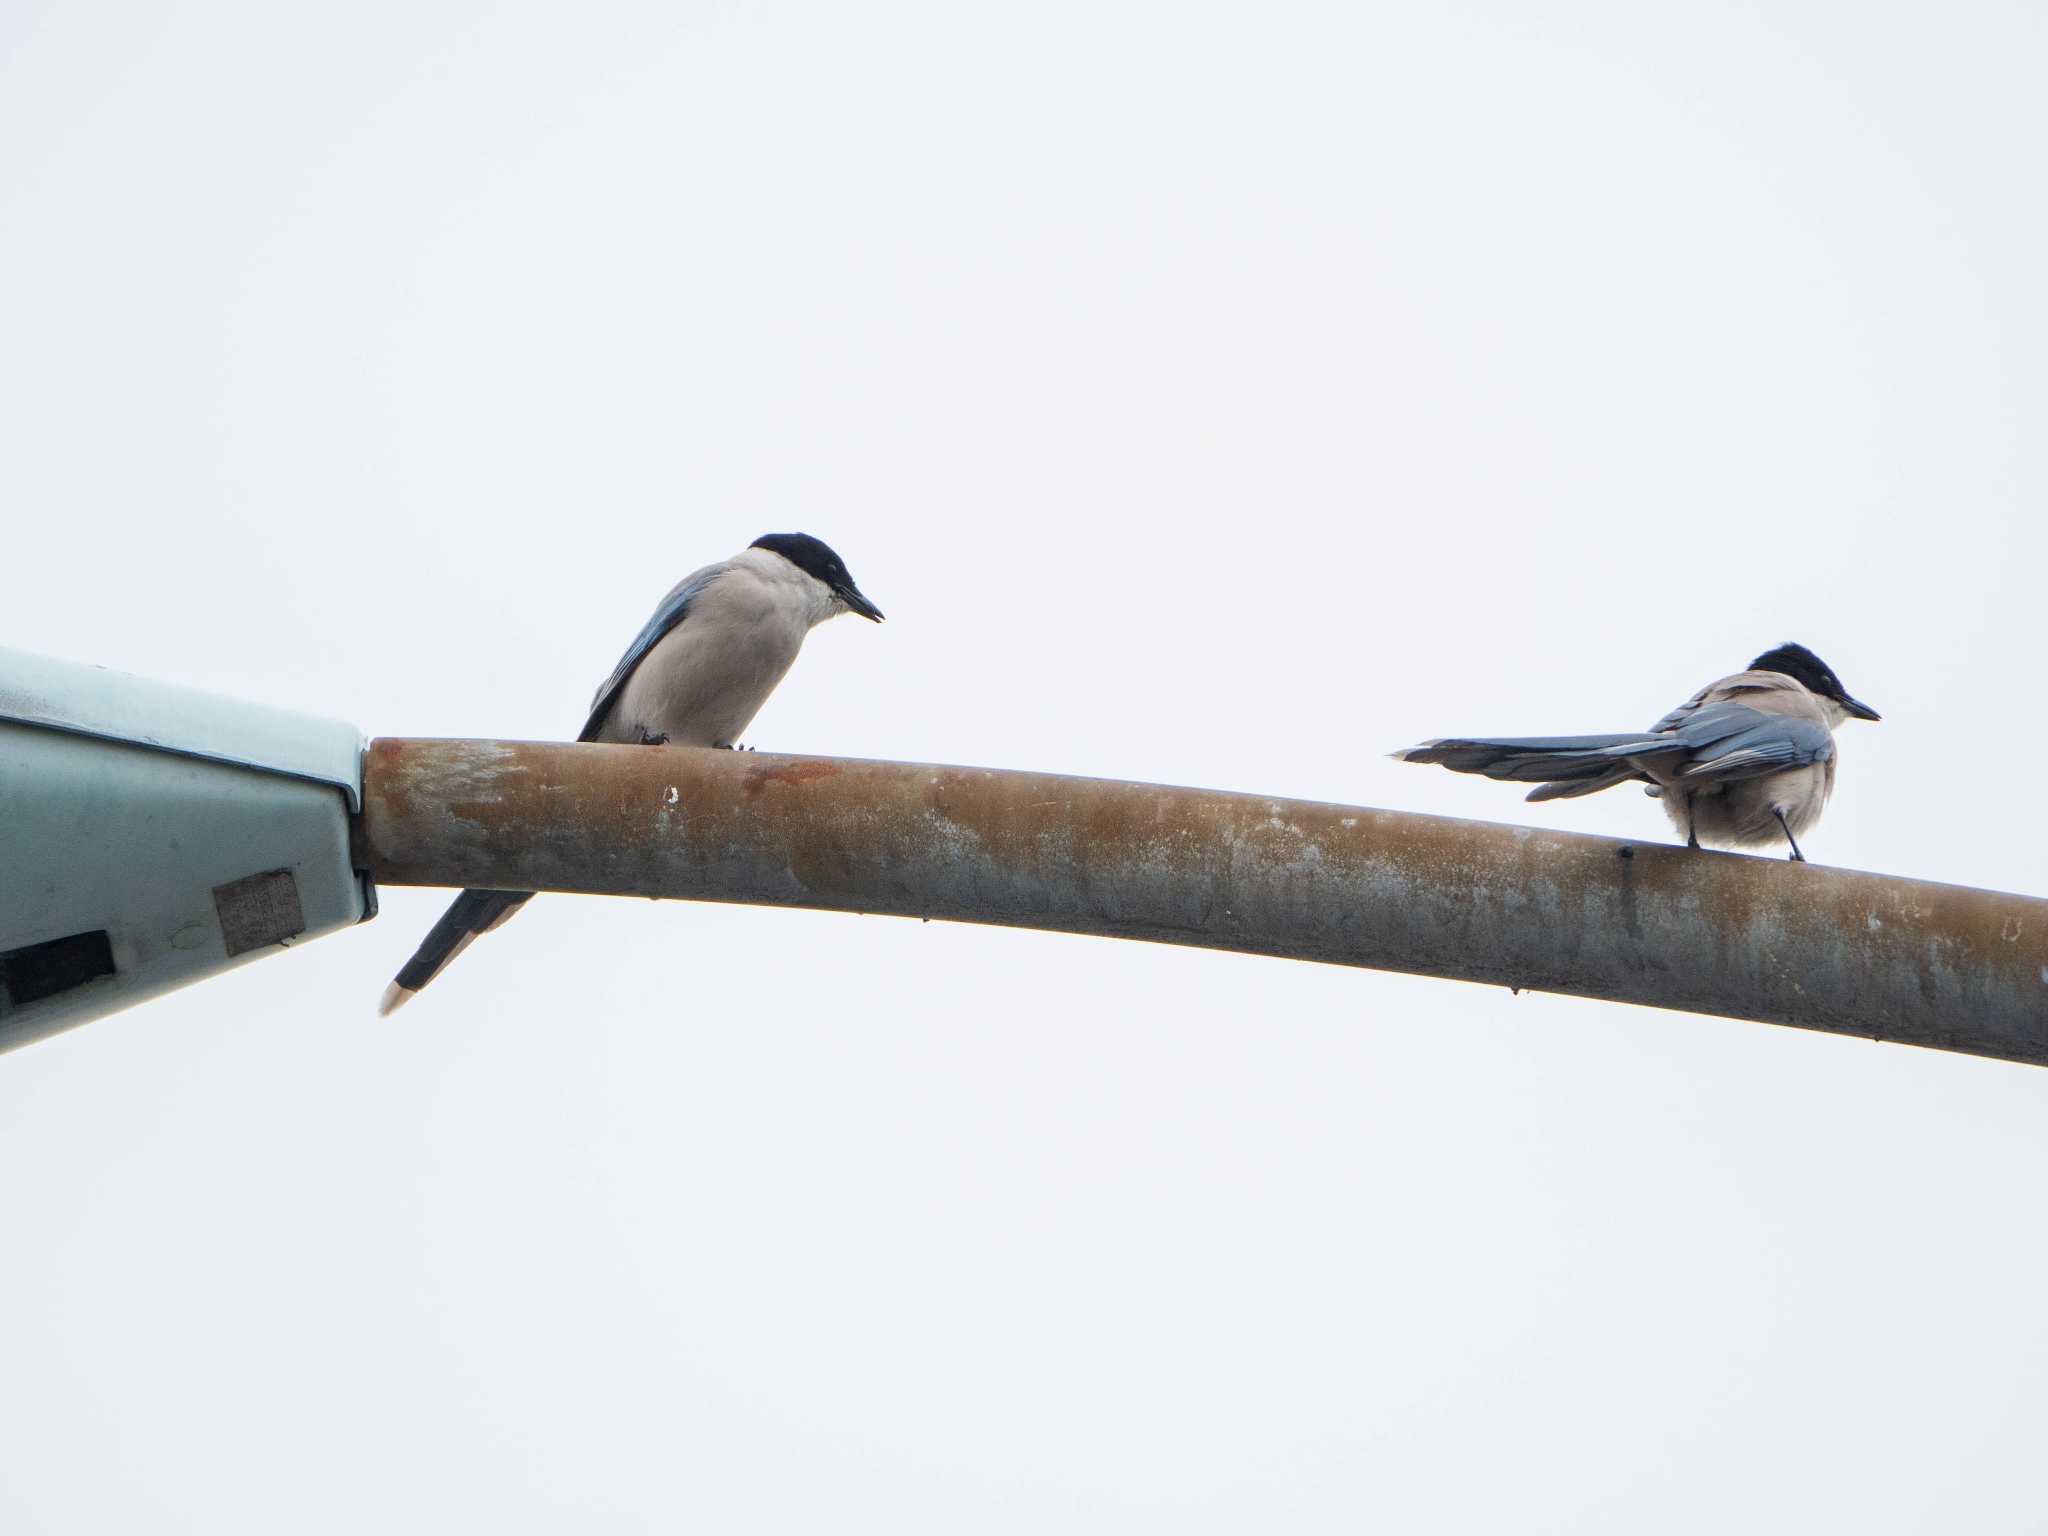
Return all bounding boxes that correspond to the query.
[358,739,2048,1067]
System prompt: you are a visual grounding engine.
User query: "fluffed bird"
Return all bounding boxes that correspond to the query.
[379,532,885,1015]
[1392,643,1880,861]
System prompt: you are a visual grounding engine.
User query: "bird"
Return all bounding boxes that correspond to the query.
[1391,643,1880,861]
[378,532,884,1015]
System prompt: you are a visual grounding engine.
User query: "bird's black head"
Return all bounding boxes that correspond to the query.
[1749,642,1880,721]
[751,532,884,621]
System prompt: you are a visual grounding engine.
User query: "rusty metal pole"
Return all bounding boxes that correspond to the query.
[357,739,2048,1067]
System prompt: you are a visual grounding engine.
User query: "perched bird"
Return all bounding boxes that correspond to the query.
[379,532,884,1015]
[1392,643,1880,861]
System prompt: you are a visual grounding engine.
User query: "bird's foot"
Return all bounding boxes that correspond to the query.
[638,729,670,746]
[1771,809,1806,862]
[724,743,754,751]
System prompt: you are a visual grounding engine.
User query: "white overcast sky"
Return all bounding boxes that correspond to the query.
[4,2,2047,1530]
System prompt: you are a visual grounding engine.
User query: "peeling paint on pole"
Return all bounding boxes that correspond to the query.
[357,739,2048,1068]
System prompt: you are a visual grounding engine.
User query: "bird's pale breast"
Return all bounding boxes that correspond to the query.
[601,568,810,748]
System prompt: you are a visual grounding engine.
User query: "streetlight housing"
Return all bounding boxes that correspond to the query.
[0,647,368,1053]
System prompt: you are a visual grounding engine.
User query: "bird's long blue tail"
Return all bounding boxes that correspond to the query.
[1391,732,1668,801]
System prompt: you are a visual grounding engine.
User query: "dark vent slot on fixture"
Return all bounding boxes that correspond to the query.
[0,930,117,1011]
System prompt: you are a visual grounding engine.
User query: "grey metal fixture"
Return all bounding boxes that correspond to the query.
[0,648,367,1052]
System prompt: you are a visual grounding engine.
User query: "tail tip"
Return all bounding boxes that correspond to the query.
[377,981,415,1018]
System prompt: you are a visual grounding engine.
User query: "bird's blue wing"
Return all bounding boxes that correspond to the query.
[1675,713,1834,783]
[1656,700,1778,750]
[1557,699,1770,765]
[1645,684,1715,738]
[578,562,727,741]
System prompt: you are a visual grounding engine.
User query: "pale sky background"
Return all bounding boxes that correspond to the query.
[4,2,2046,1530]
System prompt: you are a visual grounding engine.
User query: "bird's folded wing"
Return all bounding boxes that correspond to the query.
[1674,714,1835,783]
[579,562,727,741]
[1637,696,1759,747]
[1645,685,1716,737]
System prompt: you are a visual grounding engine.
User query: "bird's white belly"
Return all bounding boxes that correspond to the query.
[1660,763,1830,849]
[602,610,806,748]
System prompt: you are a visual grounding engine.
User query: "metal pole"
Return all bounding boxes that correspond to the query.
[357,739,2048,1067]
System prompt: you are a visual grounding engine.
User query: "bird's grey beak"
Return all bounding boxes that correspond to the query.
[840,587,885,623]
[1843,696,1881,722]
